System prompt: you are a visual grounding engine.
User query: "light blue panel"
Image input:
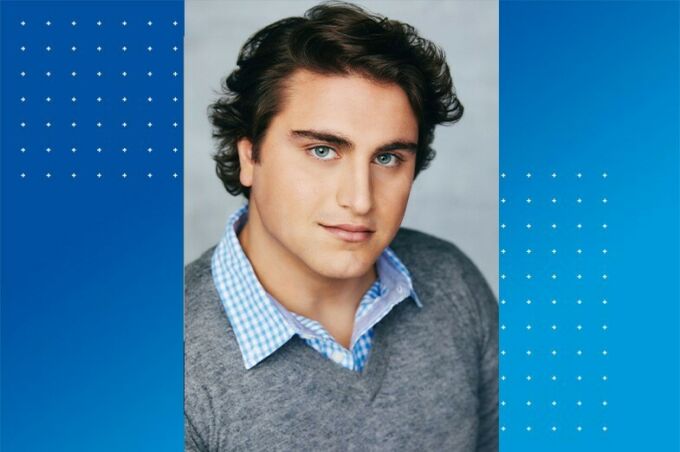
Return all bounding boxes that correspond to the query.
[501,1,679,450]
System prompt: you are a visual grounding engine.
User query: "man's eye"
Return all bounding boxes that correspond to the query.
[309,145,337,160]
[374,153,401,167]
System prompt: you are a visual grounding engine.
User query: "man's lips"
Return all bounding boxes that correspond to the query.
[320,224,375,242]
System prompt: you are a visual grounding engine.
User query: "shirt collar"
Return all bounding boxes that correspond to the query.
[211,203,421,369]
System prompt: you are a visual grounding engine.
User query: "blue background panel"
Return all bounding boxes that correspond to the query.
[1,2,183,451]
[501,1,679,451]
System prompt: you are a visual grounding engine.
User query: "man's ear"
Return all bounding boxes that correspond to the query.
[236,138,255,188]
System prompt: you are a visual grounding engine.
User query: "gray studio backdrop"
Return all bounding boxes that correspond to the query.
[185,0,499,296]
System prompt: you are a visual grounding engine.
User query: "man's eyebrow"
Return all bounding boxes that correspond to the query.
[290,129,354,148]
[290,129,417,153]
[376,141,418,154]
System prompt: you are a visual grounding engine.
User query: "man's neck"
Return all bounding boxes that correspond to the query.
[237,206,377,348]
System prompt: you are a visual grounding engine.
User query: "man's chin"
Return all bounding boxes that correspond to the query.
[310,255,376,281]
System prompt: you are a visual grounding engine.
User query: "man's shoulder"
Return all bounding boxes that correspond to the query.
[391,227,496,325]
[184,246,234,350]
[391,227,479,279]
[185,246,216,290]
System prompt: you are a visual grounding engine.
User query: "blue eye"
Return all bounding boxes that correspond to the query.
[375,153,400,167]
[309,145,337,160]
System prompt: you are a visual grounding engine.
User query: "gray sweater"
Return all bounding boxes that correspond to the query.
[185,228,498,452]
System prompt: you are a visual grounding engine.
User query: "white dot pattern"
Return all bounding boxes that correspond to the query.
[500,170,609,435]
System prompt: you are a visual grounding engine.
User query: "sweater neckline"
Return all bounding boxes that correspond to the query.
[279,300,413,400]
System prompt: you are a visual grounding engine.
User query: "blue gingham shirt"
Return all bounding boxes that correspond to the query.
[211,204,422,372]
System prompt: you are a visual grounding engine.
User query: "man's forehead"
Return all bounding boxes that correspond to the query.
[276,69,419,141]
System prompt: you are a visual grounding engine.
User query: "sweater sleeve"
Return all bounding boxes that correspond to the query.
[460,255,499,452]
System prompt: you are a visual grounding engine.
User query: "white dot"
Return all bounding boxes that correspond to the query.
[147,20,153,26]
[147,46,153,52]
[71,20,77,26]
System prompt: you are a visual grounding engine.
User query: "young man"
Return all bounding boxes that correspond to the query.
[185,3,498,451]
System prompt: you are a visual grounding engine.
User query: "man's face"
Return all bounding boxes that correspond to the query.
[238,69,418,281]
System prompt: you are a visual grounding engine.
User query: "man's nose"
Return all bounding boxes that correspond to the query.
[336,158,373,215]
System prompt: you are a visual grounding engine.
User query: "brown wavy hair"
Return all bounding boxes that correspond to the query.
[209,2,464,198]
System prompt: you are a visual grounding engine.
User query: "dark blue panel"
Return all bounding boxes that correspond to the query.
[1,2,183,451]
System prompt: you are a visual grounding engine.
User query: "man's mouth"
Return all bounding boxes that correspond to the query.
[320,223,375,243]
